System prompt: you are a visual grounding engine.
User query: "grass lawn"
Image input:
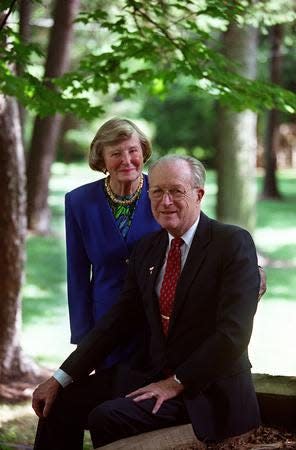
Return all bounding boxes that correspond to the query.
[0,163,295,449]
[251,170,296,376]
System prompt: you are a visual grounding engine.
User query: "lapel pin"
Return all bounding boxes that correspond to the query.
[149,266,155,274]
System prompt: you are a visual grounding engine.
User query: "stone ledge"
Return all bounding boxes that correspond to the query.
[252,373,296,396]
[98,423,203,450]
[253,373,296,430]
[96,374,296,449]
[97,425,296,450]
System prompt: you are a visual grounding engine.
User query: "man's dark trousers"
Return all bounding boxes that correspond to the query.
[33,368,188,450]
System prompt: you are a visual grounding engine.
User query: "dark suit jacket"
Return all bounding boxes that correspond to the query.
[61,211,261,442]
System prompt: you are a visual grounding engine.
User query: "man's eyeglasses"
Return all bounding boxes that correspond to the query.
[148,187,196,201]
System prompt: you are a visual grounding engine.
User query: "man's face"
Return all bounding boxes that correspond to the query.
[148,160,204,237]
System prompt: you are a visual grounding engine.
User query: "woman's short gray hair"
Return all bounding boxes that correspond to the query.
[89,118,152,173]
[149,155,206,187]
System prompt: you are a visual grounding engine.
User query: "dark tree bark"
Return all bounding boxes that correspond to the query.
[0,10,50,384]
[216,23,258,232]
[0,94,33,381]
[58,114,81,163]
[17,0,33,136]
[262,25,283,199]
[27,0,80,233]
[18,0,31,41]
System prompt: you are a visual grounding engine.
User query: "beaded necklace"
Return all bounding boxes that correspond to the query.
[104,174,143,239]
[104,174,143,205]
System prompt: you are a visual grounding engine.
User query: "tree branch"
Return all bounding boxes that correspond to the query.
[0,0,18,32]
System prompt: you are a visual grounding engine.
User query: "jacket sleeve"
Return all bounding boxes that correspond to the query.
[60,257,145,380]
[175,228,260,392]
[65,193,94,344]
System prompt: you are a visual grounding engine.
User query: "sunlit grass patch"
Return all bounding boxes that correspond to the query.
[0,402,36,444]
[250,299,296,376]
[0,401,92,449]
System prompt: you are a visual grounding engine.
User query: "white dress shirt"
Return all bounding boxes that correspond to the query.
[155,216,200,297]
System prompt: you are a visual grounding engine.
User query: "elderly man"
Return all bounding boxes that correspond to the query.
[32,155,261,449]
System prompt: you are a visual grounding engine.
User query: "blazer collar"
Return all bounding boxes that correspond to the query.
[145,229,168,294]
[142,230,169,345]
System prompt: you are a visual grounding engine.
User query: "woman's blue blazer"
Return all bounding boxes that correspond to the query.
[65,174,160,364]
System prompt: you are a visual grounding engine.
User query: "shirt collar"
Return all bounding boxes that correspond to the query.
[167,215,200,248]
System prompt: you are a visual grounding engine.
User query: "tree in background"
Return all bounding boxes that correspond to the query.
[26,0,80,234]
[141,82,216,165]
[0,0,80,380]
[262,24,283,199]
[0,93,32,381]
[0,7,38,381]
[17,0,32,137]
[216,23,258,232]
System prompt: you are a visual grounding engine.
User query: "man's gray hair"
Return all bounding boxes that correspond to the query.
[148,155,206,187]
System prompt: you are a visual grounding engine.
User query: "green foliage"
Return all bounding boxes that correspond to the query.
[0,0,17,12]
[0,0,296,118]
[141,81,216,165]
[243,0,296,30]
[57,126,91,163]
[282,27,296,93]
[0,25,103,118]
[70,0,296,113]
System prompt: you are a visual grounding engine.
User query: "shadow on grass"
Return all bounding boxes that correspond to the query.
[0,402,36,447]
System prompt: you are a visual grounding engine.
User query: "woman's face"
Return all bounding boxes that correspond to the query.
[103,133,144,184]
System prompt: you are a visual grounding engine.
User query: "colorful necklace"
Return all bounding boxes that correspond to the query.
[104,174,144,205]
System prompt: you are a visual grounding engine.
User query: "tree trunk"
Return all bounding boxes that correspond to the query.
[27,0,80,233]
[0,94,29,381]
[216,24,258,232]
[58,114,81,163]
[17,0,33,138]
[262,25,283,199]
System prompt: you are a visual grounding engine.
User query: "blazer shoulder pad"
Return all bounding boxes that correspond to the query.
[210,217,250,237]
[66,179,103,201]
[136,229,165,249]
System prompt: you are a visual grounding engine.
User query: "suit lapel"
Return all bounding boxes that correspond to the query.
[168,212,212,336]
[143,230,168,339]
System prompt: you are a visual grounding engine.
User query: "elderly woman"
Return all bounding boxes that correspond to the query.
[65,118,160,367]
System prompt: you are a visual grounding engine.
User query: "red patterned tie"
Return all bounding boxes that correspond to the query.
[159,237,183,335]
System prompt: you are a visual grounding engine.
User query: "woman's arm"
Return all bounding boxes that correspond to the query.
[65,193,94,343]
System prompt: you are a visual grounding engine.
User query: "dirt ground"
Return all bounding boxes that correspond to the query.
[207,427,296,449]
[0,368,52,403]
